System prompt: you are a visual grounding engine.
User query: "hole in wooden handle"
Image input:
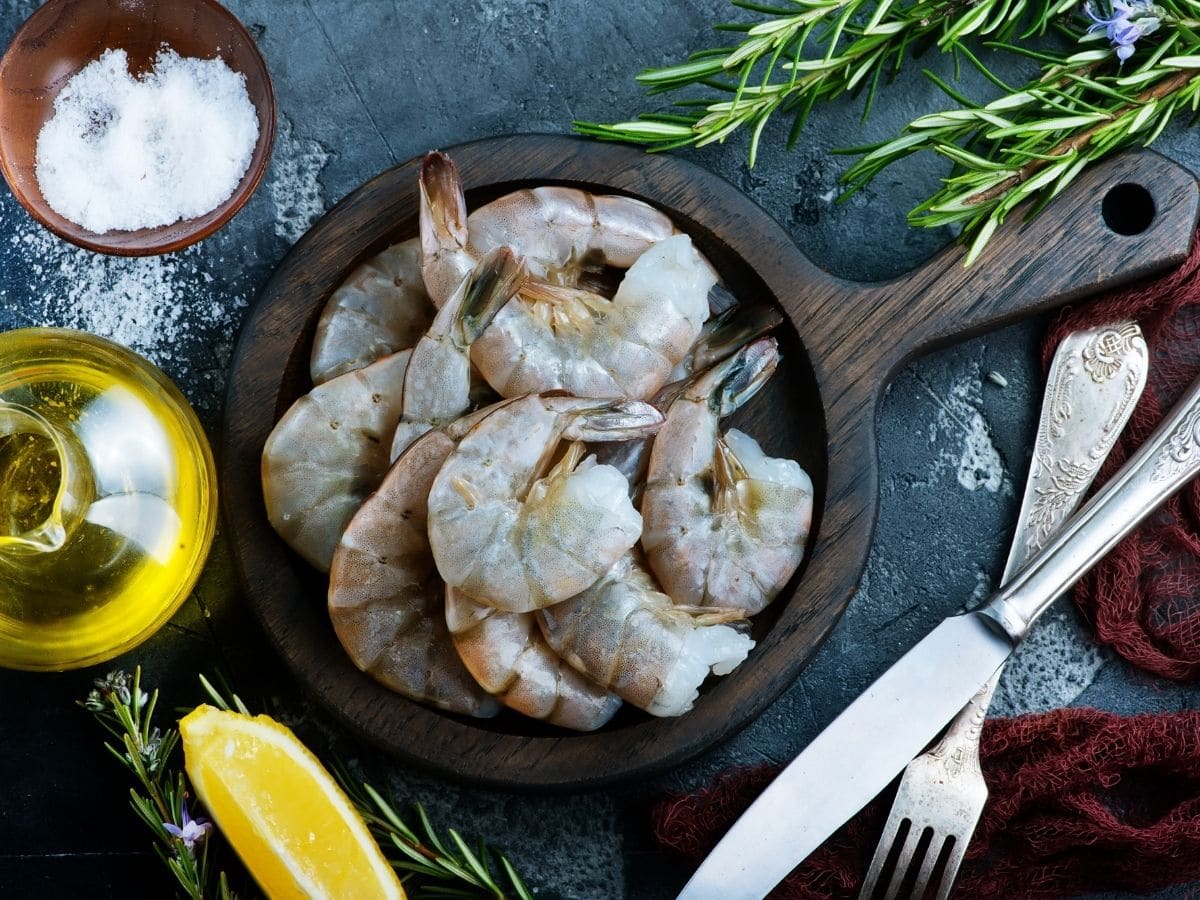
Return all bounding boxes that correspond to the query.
[1102,183,1156,236]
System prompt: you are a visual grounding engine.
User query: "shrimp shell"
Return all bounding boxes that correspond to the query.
[262,350,410,572]
[311,238,433,384]
[329,419,501,718]
[445,586,621,731]
[537,553,753,717]
[418,151,678,308]
[642,338,814,614]
[427,393,662,613]
[467,186,678,287]
[471,234,715,400]
[390,247,524,461]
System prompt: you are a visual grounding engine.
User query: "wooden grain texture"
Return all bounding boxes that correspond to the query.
[0,0,274,256]
[222,135,1199,790]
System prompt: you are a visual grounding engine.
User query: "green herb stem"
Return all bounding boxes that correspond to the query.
[839,10,1200,261]
[81,669,237,900]
[575,0,1065,165]
[578,0,1200,262]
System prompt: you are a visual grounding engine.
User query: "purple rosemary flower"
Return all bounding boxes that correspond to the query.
[1086,0,1163,61]
[164,803,213,852]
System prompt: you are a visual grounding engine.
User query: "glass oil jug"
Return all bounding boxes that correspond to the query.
[0,328,216,669]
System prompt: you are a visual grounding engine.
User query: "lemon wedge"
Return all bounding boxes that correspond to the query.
[180,705,405,899]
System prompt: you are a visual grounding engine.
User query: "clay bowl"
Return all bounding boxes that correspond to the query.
[222,135,1199,790]
[0,0,275,256]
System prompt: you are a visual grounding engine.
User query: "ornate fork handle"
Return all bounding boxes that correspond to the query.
[921,322,1146,789]
[921,675,993,775]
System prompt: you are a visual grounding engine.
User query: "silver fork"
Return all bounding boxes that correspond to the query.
[858,321,1148,900]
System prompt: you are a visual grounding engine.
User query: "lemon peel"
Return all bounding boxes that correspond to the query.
[180,705,404,900]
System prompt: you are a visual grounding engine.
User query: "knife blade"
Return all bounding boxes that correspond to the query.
[676,613,1012,900]
[679,351,1200,900]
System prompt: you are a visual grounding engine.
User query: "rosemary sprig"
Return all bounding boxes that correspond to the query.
[339,780,534,900]
[194,676,534,900]
[578,0,1200,263]
[574,0,1070,164]
[839,6,1200,261]
[80,669,236,900]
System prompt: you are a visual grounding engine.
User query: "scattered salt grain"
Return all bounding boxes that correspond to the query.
[35,48,259,234]
[0,217,248,413]
[271,117,333,244]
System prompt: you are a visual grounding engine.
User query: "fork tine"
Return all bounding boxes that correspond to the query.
[857,812,907,899]
[908,832,947,900]
[933,834,969,900]
[881,825,927,900]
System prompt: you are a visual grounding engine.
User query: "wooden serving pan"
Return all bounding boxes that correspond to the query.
[222,135,1199,790]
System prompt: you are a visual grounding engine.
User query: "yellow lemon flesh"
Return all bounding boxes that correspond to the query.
[180,705,405,900]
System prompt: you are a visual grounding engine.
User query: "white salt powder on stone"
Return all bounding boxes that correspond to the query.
[35,48,259,234]
[2,217,249,412]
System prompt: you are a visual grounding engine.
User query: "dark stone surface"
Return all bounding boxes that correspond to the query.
[0,0,1197,897]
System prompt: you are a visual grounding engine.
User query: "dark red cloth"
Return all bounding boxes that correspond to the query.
[1042,235,1200,680]
[656,238,1200,897]
[656,709,1200,898]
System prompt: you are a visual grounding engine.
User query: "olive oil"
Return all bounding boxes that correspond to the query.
[0,429,60,536]
[0,328,216,670]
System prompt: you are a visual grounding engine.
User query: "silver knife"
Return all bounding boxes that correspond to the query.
[679,343,1200,900]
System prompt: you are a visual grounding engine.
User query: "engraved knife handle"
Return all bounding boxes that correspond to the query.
[982,371,1200,643]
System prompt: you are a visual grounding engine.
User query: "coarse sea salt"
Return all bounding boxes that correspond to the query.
[35,48,259,234]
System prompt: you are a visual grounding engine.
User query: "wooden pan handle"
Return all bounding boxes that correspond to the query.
[797,150,1198,385]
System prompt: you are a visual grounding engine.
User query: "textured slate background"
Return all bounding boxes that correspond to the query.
[0,0,1198,897]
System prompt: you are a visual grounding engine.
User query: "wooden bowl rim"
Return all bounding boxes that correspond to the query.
[0,0,276,257]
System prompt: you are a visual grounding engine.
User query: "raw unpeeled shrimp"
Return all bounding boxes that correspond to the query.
[537,552,753,717]
[328,410,503,717]
[418,151,677,307]
[426,393,662,613]
[445,586,621,730]
[262,350,410,572]
[389,247,524,461]
[472,234,715,399]
[310,238,433,384]
[420,151,710,399]
[469,186,678,288]
[642,338,814,615]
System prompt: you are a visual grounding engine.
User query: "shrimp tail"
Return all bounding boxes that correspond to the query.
[707,282,740,316]
[691,304,785,375]
[563,399,664,442]
[419,151,468,261]
[671,605,751,627]
[457,247,526,344]
[655,304,785,408]
[705,336,780,417]
[712,438,748,513]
